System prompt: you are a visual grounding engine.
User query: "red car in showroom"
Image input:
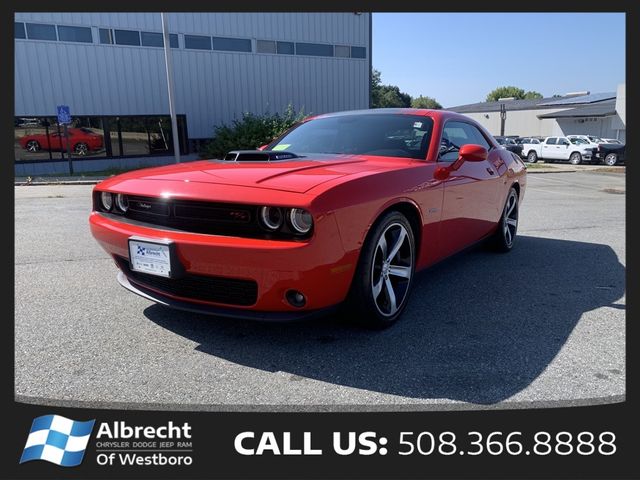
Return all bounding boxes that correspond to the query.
[90,109,526,328]
[19,127,103,156]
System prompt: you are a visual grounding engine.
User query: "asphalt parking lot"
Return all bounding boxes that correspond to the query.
[15,171,625,411]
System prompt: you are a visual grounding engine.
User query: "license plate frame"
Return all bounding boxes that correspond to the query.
[128,237,183,278]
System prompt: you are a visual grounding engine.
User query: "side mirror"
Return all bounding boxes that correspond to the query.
[458,144,488,162]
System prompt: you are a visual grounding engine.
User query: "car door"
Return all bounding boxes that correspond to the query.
[437,121,502,260]
[557,137,571,159]
[541,137,558,159]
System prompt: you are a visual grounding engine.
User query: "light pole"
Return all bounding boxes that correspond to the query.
[498,96,514,136]
[161,13,181,163]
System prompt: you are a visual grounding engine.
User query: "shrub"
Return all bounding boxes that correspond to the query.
[199,105,307,159]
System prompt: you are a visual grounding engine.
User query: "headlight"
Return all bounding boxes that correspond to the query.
[289,208,313,234]
[115,193,128,213]
[100,192,113,211]
[259,206,284,231]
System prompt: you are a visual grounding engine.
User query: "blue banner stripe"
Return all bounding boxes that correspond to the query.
[46,430,69,449]
[20,445,44,463]
[60,450,86,467]
[70,419,95,437]
[30,415,54,432]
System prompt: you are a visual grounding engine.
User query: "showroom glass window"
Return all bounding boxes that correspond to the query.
[212,36,251,52]
[351,46,367,58]
[114,29,140,46]
[276,41,294,55]
[15,22,26,39]
[57,25,93,43]
[295,42,333,57]
[184,35,211,50]
[26,23,57,41]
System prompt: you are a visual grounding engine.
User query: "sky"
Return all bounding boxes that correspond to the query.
[372,13,625,107]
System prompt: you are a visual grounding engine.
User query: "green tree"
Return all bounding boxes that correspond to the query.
[486,86,544,102]
[411,95,442,109]
[199,104,307,159]
[371,68,412,108]
[523,90,543,100]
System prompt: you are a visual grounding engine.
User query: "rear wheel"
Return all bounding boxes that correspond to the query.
[345,211,416,329]
[604,153,618,166]
[25,140,41,152]
[491,187,519,252]
[569,152,582,165]
[527,151,538,163]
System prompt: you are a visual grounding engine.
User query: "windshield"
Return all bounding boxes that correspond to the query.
[269,114,434,159]
[570,138,589,145]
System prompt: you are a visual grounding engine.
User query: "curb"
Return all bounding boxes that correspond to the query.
[526,169,577,174]
[15,180,104,186]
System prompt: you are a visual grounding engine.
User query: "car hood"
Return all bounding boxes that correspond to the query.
[105,155,401,194]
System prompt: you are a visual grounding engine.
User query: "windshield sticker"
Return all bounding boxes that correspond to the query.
[272,144,291,151]
[413,122,423,129]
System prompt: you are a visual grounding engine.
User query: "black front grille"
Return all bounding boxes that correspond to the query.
[124,195,259,236]
[94,192,312,239]
[116,257,258,306]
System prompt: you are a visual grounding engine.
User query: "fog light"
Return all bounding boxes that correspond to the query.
[286,290,306,308]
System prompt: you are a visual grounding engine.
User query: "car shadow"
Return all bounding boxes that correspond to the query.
[143,236,625,405]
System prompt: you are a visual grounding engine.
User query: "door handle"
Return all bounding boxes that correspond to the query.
[486,167,495,175]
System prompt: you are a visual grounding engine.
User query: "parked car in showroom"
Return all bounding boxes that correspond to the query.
[593,142,625,166]
[494,136,524,156]
[90,109,526,328]
[524,136,595,164]
[19,127,103,156]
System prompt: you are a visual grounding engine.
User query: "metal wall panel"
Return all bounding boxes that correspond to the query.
[15,12,370,139]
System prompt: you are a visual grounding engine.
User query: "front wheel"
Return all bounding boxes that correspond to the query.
[604,153,618,166]
[25,140,41,152]
[491,187,519,252]
[74,142,89,156]
[569,152,582,165]
[345,211,416,329]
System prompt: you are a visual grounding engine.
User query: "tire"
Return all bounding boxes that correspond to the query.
[490,187,519,253]
[25,140,41,153]
[73,142,89,156]
[526,151,538,163]
[345,211,416,329]
[569,152,582,165]
[604,153,618,166]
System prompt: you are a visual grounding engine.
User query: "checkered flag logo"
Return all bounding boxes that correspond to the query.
[20,415,95,467]
[137,246,146,255]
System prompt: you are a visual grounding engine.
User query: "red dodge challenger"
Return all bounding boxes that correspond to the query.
[90,109,526,328]
[20,127,103,156]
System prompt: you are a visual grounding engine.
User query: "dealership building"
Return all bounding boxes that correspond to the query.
[449,83,626,142]
[14,12,371,175]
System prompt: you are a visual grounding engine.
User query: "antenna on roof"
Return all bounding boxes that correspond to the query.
[564,91,590,97]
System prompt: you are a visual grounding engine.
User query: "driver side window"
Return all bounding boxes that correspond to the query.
[439,121,490,162]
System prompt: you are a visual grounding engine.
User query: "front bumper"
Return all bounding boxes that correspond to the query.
[90,211,358,314]
[117,272,338,321]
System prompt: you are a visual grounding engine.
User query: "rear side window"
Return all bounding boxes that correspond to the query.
[546,138,557,145]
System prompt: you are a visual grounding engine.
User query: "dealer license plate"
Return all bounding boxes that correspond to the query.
[128,238,172,278]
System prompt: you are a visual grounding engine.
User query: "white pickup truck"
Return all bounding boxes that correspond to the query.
[520,136,595,164]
